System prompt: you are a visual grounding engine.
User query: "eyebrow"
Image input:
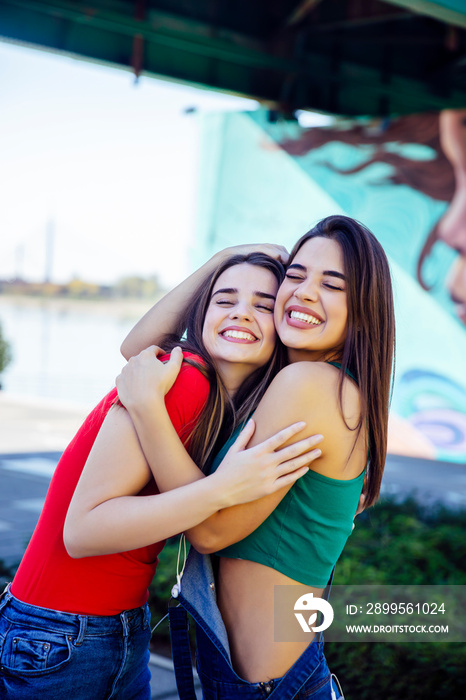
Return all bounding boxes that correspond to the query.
[212,287,276,300]
[287,263,346,281]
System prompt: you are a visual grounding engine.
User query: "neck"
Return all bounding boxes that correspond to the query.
[286,347,343,364]
[217,363,252,398]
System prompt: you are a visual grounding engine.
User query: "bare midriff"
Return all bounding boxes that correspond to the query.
[217,557,324,683]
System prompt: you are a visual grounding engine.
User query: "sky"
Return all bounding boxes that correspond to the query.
[0,39,258,288]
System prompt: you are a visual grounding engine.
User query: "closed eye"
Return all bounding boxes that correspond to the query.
[285,273,304,281]
[255,304,274,312]
[324,282,344,291]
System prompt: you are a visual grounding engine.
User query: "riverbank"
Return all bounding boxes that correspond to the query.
[0,295,155,405]
[0,293,156,320]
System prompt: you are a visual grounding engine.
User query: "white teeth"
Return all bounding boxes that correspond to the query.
[290,311,322,325]
[222,330,257,341]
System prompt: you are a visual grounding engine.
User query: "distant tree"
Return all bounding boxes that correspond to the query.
[67,277,100,298]
[0,321,12,388]
[114,275,161,298]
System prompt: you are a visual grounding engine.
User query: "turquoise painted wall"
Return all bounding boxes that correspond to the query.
[194,109,466,463]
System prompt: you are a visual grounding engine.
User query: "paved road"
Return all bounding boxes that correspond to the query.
[380,453,466,509]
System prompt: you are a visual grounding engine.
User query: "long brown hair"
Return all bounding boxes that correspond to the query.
[289,215,395,507]
[161,253,287,470]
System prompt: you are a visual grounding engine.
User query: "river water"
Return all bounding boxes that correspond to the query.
[0,296,151,407]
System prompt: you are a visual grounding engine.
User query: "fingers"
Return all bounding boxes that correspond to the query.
[274,448,322,477]
[230,419,256,451]
[272,465,310,490]
[256,425,323,460]
[355,493,366,517]
[260,244,290,265]
[144,345,166,358]
[256,422,307,452]
[116,345,182,400]
[273,245,290,265]
[154,346,183,391]
[226,243,290,265]
[272,433,324,463]
[168,346,183,369]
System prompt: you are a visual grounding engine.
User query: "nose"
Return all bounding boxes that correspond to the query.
[293,278,319,303]
[229,302,253,321]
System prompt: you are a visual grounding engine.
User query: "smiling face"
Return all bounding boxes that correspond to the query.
[202,263,278,394]
[274,236,348,363]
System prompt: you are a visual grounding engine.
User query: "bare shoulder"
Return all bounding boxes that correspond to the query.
[252,362,365,479]
[263,362,360,418]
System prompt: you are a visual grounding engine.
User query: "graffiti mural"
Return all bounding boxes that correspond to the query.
[276,110,466,325]
[196,109,466,463]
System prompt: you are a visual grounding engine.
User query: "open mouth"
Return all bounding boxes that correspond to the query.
[220,329,258,342]
[289,310,323,326]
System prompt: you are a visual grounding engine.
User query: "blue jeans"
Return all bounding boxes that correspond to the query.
[168,548,344,700]
[0,587,152,699]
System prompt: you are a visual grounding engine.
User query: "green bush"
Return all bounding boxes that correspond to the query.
[0,321,12,378]
[325,497,466,699]
[148,499,466,696]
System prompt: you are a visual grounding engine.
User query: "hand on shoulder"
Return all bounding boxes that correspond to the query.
[116,346,183,412]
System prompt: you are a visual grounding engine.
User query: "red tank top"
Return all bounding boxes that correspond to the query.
[12,353,209,615]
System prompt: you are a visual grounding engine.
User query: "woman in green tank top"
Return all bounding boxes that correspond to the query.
[119,215,395,697]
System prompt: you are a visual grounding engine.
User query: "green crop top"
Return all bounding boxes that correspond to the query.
[210,363,365,587]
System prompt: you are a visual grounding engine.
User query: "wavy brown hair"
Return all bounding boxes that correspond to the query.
[289,216,395,507]
[161,253,287,471]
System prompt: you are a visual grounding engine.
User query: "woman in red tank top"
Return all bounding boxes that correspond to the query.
[0,252,321,700]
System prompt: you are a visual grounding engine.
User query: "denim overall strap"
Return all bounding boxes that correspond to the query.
[325,567,335,600]
[168,605,198,700]
[168,548,234,700]
[169,547,336,700]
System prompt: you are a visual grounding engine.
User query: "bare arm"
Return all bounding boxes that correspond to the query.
[237,362,366,482]
[120,244,289,359]
[64,406,223,557]
[190,362,366,550]
[126,399,322,553]
[63,404,314,558]
[115,351,325,553]
[118,358,366,552]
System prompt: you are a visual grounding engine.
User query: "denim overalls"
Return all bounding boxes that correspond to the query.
[168,547,344,699]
